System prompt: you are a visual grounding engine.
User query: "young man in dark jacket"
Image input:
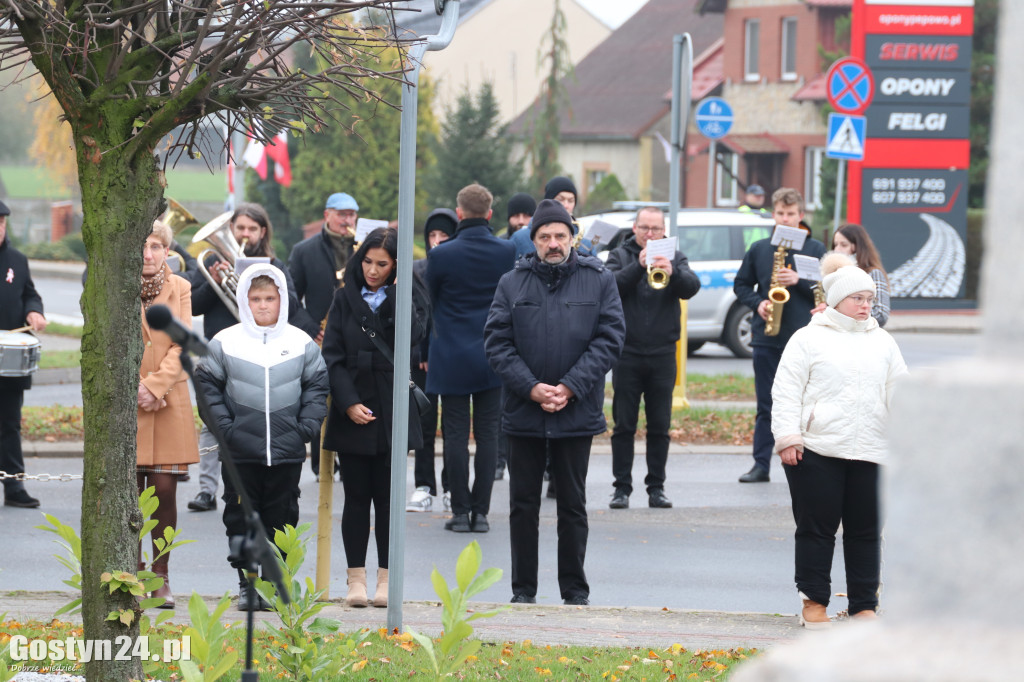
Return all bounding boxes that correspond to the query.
[426,184,516,533]
[195,263,328,609]
[605,207,701,509]
[0,200,47,508]
[484,199,625,606]
[733,188,826,483]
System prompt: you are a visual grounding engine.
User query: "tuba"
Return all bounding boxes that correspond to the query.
[192,212,245,319]
[160,198,200,234]
[764,244,791,336]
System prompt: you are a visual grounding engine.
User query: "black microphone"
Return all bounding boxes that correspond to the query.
[146,304,210,357]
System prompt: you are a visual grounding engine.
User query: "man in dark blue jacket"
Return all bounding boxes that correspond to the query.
[484,199,625,606]
[0,200,47,508]
[606,207,701,510]
[426,185,516,533]
[733,188,826,483]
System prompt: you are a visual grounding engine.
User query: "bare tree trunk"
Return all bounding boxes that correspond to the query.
[77,136,162,681]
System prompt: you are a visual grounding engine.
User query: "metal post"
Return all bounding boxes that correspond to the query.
[668,33,693,237]
[834,159,846,233]
[231,129,246,211]
[388,0,460,633]
[706,140,717,208]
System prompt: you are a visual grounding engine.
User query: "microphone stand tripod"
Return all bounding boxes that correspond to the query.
[178,352,291,682]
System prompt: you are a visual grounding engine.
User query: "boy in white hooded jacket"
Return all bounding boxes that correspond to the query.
[772,253,908,629]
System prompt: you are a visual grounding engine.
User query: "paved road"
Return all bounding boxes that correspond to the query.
[5,450,824,615]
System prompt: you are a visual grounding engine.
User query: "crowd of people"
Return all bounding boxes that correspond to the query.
[0,183,905,624]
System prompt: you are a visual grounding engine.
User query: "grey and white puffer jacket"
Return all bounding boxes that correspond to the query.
[771,307,908,464]
[196,263,328,466]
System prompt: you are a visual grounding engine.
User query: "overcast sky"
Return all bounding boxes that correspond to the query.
[576,0,647,28]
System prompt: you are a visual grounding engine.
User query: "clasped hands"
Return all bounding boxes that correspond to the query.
[530,382,574,413]
[137,383,166,412]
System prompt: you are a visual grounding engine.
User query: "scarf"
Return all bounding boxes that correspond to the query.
[324,227,354,271]
[141,264,166,311]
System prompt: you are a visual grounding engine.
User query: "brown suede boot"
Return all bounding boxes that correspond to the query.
[345,567,368,608]
[151,560,174,609]
[799,595,831,630]
[372,568,388,608]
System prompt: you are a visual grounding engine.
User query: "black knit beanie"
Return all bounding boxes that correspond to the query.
[529,199,575,239]
[424,208,457,238]
[506,192,537,220]
[544,176,577,202]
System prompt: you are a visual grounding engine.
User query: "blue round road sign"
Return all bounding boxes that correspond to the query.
[826,57,874,114]
[695,97,733,140]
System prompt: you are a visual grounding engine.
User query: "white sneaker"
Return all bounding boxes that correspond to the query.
[442,490,452,512]
[406,486,433,512]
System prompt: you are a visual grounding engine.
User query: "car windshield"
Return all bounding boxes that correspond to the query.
[678,225,732,261]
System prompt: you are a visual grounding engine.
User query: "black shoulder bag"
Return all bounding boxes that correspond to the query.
[361,325,433,418]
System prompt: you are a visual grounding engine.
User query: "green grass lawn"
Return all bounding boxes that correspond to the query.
[1,164,228,203]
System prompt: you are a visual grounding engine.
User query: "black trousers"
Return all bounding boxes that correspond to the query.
[338,452,391,569]
[508,435,592,600]
[0,383,26,494]
[441,387,500,516]
[412,365,446,495]
[222,462,302,569]
[610,351,676,495]
[752,346,784,473]
[784,449,881,615]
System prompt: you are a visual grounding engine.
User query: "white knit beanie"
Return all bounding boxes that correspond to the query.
[823,262,876,307]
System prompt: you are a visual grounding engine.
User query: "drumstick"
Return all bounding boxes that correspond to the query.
[10,325,32,333]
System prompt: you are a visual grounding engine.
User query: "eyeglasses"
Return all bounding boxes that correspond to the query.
[847,294,875,306]
[635,225,665,235]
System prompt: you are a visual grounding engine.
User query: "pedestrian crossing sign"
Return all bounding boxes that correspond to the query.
[826,113,866,161]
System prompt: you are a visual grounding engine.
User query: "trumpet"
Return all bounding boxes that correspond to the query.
[647,263,669,289]
[192,211,245,319]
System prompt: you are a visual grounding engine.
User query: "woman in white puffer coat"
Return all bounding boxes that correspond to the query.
[772,253,908,630]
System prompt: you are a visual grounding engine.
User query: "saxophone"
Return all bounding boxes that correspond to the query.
[764,244,791,337]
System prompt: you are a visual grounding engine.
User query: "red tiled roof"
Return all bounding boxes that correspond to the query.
[510,0,723,140]
[792,73,827,102]
[723,133,790,155]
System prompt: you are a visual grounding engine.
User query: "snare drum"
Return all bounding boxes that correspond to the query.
[0,331,42,377]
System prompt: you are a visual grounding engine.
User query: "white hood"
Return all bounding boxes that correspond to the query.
[235,262,290,338]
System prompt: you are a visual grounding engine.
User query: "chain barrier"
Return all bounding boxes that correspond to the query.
[1,470,83,482]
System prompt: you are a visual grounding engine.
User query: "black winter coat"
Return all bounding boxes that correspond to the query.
[1,237,44,390]
[733,236,827,348]
[484,251,625,438]
[288,228,353,335]
[605,236,701,356]
[321,272,429,456]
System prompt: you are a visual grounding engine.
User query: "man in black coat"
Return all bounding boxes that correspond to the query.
[484,199,625,606]
[605,207,701,510]
[426,185,516,534]
[0,200,47,508]
[733,188,826,483]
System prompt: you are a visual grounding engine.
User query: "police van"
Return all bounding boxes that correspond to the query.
[580,205,775,358]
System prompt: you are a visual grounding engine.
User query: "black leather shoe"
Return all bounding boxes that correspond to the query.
[511,593,536,604]
[609,489,629,509]
[187,492,217,511]
[738,466,770,483]
[4,489,40,508]
[237,582,270,611]
[648,490,673,508]
[470,513,490,533]
[563,595,590,606]
[444,513,472,532]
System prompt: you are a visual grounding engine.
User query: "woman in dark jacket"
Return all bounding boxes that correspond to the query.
[321,227,428,608]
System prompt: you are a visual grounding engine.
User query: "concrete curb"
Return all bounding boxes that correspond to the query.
[28,259,86,282]
[0,591,801,650]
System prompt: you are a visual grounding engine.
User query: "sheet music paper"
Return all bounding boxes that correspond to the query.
[582,219,622,249]
[792,254,823,281]
[769,225,807,251]
[235,257,271,275]
[355,218,389,243]
[645,237,677,266]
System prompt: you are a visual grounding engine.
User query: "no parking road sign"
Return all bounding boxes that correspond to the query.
[695,97,733,140]
[827,57,874,115]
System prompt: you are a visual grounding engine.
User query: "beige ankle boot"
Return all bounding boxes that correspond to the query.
[345,567,368,608]
[799,593,831,630]
[373,568,388,608]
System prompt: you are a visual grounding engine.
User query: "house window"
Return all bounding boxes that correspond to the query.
[805,146,825,211]
[744,19,760,82]
[715,150,739,206]
[781,17,798,81]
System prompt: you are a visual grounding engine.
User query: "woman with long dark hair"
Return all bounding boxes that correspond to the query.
[320,227,428,608]
[832,224,890,327]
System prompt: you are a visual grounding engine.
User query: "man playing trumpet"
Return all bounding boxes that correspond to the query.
[605,207,700,510]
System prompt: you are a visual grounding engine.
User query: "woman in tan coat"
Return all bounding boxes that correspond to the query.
[137,220,200,608]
